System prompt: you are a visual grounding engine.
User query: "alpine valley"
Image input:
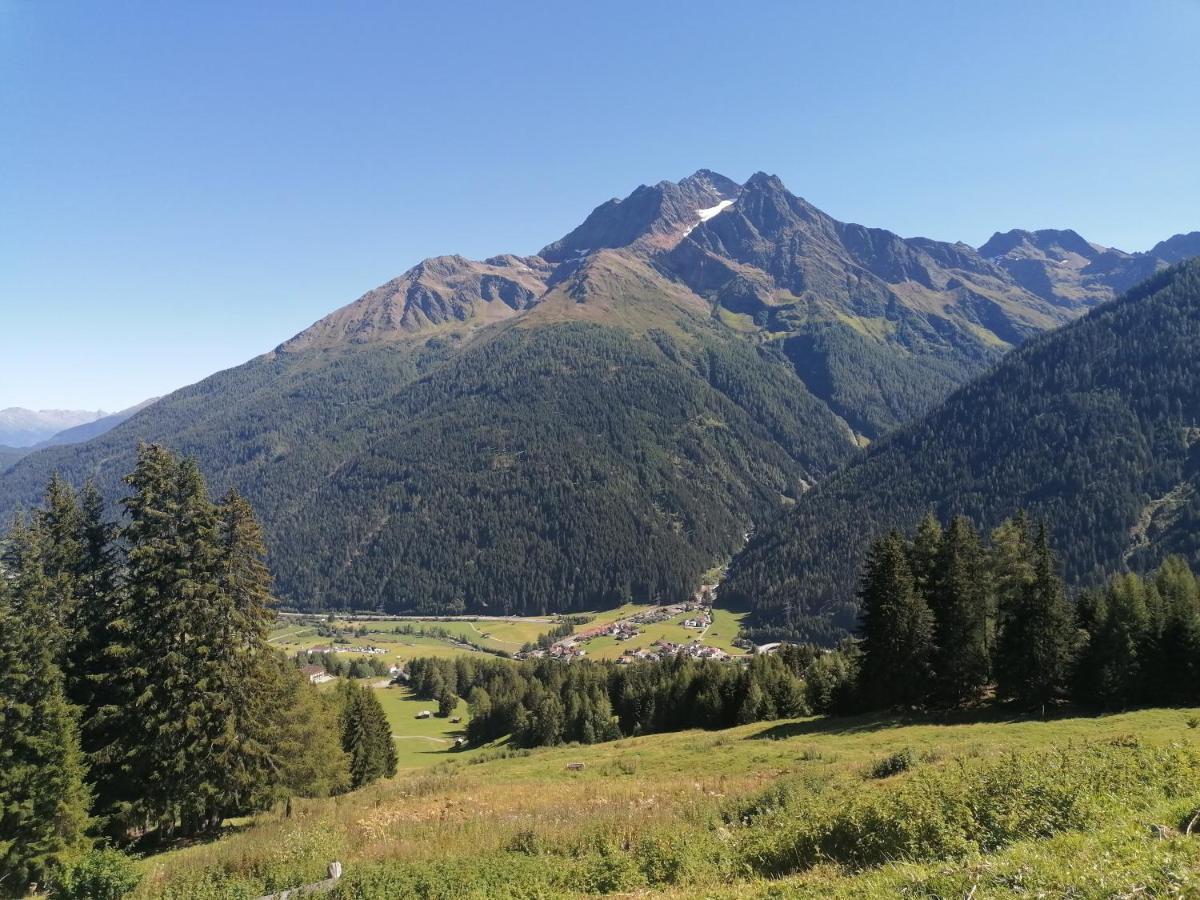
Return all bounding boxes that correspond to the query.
[1,170,1195,619]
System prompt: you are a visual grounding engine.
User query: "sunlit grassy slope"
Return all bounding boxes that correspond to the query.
[268,615,554,664]
[138,706,1200,898]
[370,686,485,770]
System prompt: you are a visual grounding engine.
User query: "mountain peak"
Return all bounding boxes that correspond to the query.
[680,169,741,199]
[742,171,788,192]
[1151,231,1200,264]
[979,228,1103,261]
[538,170,741,262]
[281,254,552,352]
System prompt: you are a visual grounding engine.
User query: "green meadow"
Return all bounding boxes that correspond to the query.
[135,706,1200,898]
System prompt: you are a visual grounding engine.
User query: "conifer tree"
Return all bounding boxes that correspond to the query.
[66,482,123,758]
[101,445,281,836]
[907,513,943,597]
[0,520,90,894]
[30,475,83,657]
[1153,556,1200,704]
[339,682,397,788]
[737,678,766,725]
[208,490,281,816]
[266,659,350,803]
[858,531,934,708]
[989,512,1034,660]
[928,517,991,706]
[996,525,1076,706]
[1074,574,1149,708]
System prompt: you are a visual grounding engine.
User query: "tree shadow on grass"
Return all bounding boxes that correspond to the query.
[747,705,1086,741]
[127,818,256,856]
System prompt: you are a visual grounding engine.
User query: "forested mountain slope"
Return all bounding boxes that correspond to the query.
[2,171,1192,614]
[722,260,1200,643]
[0,446,25,473]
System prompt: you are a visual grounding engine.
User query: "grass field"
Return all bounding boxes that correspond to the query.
[268,618,525,664]
[268,604,746,667]
[135,705,1200,898]
[369,684,488,770]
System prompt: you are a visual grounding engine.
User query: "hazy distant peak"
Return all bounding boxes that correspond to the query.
[0,408,108,447]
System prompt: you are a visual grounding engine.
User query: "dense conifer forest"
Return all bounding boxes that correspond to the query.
[723,260,1200,642]
[851,514,1200,712]
[0,450,392,897]
[0,323,856,616]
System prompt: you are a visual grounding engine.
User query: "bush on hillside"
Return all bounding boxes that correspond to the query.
[51,848,141,900]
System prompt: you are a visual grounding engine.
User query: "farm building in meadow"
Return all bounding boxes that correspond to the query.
[300,664,334,685]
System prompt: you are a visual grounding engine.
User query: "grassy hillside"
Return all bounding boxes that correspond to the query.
[135,706,1200,898]
[723,260,1200,642]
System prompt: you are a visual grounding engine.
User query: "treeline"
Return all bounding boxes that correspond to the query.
[405,650,810,749]
[298,650,391,679]
[0,447,393,897]
[844,513,1200,712]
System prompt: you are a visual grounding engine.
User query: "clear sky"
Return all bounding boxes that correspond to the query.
[2,0,1198,411]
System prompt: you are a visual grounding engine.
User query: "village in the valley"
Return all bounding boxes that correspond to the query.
[521,584,741,663]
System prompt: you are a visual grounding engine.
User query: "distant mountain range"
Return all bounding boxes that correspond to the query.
[0,401,157,473]
[0,170,1195,616]
[722,259,1200,643]
[0,408,107,447]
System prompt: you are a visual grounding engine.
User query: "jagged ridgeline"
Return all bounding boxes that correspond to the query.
[723,260,1200,643]
[0,171,1192,614]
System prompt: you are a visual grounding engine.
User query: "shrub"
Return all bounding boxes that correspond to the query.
[731,741,1200,877]
[869,747,916,778]
[52,848,141,900]
[505,829,543,855]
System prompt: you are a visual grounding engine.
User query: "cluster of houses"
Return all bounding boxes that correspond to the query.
[542,642,585,660]
[514,595,739,665]
[618,640,730,663]
[307,643,389,656]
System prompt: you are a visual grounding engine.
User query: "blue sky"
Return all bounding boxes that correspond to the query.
[2,1,1198,410]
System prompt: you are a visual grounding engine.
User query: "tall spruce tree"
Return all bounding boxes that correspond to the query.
[857,530,934,708]
[1074,574,1149,708]
[989,512,1034,662]
[339,681,397,789]
[996,525,1076,706]
[66,482,123,762]
[1152,556,1200,705]
[99,445,284,836]
[208,490,282,816]
[29,475,83,659]
[928,516,991,706]
[907,513,943,599]
[0,520,90,896]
